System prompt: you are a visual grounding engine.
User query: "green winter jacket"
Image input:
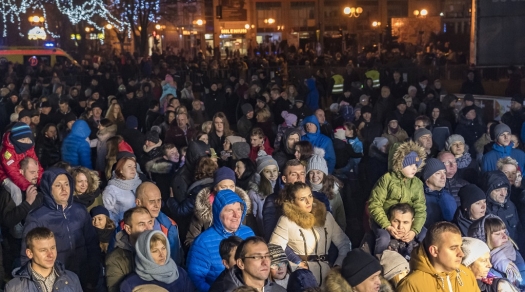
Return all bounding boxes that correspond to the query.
[368,141,427,234]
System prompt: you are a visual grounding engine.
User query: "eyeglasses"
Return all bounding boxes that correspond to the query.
[243,255,272,261]
[443,161,457,166]
[271,262,287,270]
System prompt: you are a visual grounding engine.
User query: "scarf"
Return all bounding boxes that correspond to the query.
[108,174,142,191]
[492,143,513,157]
[456,153,472,169]
[96,227,115,243]
[490,241,522,285]
[74,189,101,208]
[310,182,323,192]
[11,139,33,154]
[135,230,179,284]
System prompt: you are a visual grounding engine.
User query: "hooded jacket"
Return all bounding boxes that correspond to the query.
[301,115,336,173]
[61,120,92,168]
[480,171,521,242]
[396,244,480,292]
[424,184,457,228]
[186,189,255,291]
[209,266,286,292]
[306,78,319,111]
[0,131,43,191]
[482,142,525,173]
[20,167,100,288]
[273,128,302,171]
[5,261,82,292]
[248,136,274,162]
[105,231,135,292]
[368,141,427,234]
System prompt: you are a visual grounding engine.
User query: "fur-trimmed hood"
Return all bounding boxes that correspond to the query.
[282,198,326,229]
[194,186,252,225]
[96,123,118,141]
[85,167,101,194]
[145,157,177,174]
[390,141,426,173]
[325,267,393,292]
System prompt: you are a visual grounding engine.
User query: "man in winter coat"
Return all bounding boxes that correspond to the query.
[209,236,286,292]
[483,123,525,172]
[5,227,83,292]
[105,207,154,292]
[237,103,254,139]
[397,222,480,292]
[502,94,525,136]
[421,159,457,228]
[301,115,336,173]
[139,130,163,172]
[438,151,468,206]
[273,128,301,171]
[270,88,292,126]
[61,119,92,168]
[455,106,485,158]
[187,189,255,291]
[20,167,100,290]
[135,182,183,266]
[480,170,524,249]
[0,122,43,191]
[164,112,195,150]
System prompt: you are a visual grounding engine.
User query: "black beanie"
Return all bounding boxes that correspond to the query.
[422,158,446,181]
[459,184,486,210]
[18,109,32,121]
[341,249,382,287]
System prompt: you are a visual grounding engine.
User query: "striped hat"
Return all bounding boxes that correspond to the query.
[10,122,33,141]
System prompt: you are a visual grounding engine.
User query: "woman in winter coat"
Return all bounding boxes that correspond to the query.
[103,157,142,223]
[234,158,255,191]
[69,166,103,212]
[462,237,520,292]
[95,119,118,173]
[452,184,486,236]
[186,167,253,246]
[272,128,302,171]
[307,149,346,231]
[381,115,408,146]
[120,230,194,292]
[35,123,61,169]
[105,103,126,131]
[468,214,525,289]
[61,119,92,169]
[269,182,351,286]
[248,153,279,236]
[446,134,479,183]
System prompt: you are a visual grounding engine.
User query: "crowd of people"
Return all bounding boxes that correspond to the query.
[0,52,524,292]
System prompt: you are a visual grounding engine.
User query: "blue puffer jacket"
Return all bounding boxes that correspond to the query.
[305,78,319,111]
[480,171,524,248]
[301,115,336,173]
[20,167,100,287]
[482,142,525,173]
[187,189,255,292]
[424,184,457,228]
[157,211,184,266]
[61,120,92,168]
[5,261,82,292]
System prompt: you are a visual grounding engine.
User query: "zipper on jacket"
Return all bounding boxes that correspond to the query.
[63,210,73,250]
[446,275,453,292]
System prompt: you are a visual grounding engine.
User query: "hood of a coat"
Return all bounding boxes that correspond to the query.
[282,127,302,154]
[97,123,118,141]
[69,119,91,139]
[85,168,100,194]
[114,230,134,252]
[211,189,248,235]
[186,140,211,171]
[303,115,320,135]
[481,170,510,205]
[306,78,317,91]
[468,214,505,242]
[282,198,326,229]
[196,187,251,226]
[369,144,388,162]
[325,267,352,291]
[390,141,426,173]
[40,167,75,210]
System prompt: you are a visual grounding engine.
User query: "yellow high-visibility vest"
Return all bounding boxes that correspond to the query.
[332,74,344,94]
[365,70,380,88]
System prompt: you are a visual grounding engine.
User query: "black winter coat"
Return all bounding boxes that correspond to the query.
[35,136,61,168]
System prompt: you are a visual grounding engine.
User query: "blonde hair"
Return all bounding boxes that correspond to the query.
[484,216,513,250]
[106,103,125,123]
[150,233,168,251]
[497,157,518,171]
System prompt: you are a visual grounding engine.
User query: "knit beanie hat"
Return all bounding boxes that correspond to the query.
[145,130,160,144]
[241,103,253,115]
[281,111,297,127]
[462,105,476,116]
[64,112,77,124]
[268,244,287,266]
[226,136,247,145]
[494,123,512,139]
[9,122,34,154]
[445,134,465,151]
[459,184,486,210]
[462,237,490,267]
[232,142,250,160]
[90,205,110,218]
[341,249,382,287]
[334,127,346,141]
[287,269,318,291]
[422,158,446,181]
[256,151,278,173]
[413,128,432,142]
[372,137,389,150]
[380,250,409,281]
[213,167,236,186]
[361,105,373,115]
[307,148,328,175]
[126,116,139,129]
[402,151,422,169]
[18,109,32,121]
[91,102,103,110]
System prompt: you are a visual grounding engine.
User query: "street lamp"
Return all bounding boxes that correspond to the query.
[372,21,381,27]
[196,19,204,26]
[343,6,363,18]
[264,18,275,24]
[106,24,113,30]
[413,9,428,17]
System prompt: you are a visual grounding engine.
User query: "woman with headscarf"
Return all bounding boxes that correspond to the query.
[120,230,194,291]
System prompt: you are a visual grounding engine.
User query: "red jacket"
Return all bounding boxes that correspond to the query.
[0,132,43,191]
[249,137,274,162]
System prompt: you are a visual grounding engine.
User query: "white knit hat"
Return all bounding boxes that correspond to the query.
[380,250,410,281]
[256,150,278,173]
[307,148,328,175]
[461,237,491,267]
[334,127,346,141]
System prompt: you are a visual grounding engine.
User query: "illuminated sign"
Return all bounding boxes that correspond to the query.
[28,27,46,40]
[220,28,247,34]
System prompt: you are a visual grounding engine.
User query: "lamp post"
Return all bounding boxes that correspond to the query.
[413,9,428,18]
[343,6,363,18]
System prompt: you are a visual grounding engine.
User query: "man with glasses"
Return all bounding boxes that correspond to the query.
[438,151,468,206]
[209,236,286,292]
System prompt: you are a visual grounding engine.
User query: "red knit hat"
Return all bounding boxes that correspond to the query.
[118,141,134,153]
